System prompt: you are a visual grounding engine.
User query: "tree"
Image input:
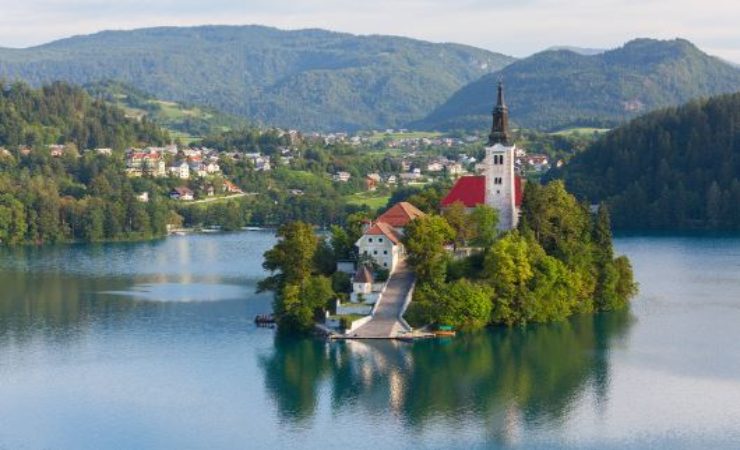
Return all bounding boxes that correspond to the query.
[403,215,454,287]
[330,225,354,261]
[407,279,493,330]
[260,221,319,291]
[442,201,471,249]
[483,232,534,325]
[260,221,340,333]
[82,200,105,242]
[469,204,499,248]
[0,194,26,245]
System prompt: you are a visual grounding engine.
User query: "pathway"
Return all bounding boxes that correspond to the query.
[349,261,415,339]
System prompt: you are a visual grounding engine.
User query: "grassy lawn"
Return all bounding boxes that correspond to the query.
[344,191,390,209]
[550,127,611,136]
[366,130,443,143]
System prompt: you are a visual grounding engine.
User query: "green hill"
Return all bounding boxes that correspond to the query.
[553,92,740,230]
[84,80,250,142]
[0,82,174,245]
[0,25,514,132]
[416,38,740,131]
[0,81,168,149]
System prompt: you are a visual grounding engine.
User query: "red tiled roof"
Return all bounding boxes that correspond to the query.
[130,152,159,160]
[440,175,524,208]
[365,221,402,245]
[441,176,486,207]
[515,175,523,207]
[376,202,426,228]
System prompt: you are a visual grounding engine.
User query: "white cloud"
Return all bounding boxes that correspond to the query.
[0,0,737,62]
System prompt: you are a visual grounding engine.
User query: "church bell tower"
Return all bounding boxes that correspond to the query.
[484,81,519,230]
[488,81,511,146]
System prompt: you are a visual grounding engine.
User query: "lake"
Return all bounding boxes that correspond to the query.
[2,231,740,449]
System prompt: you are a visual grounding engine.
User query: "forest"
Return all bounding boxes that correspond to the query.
[0,81,168,150]
[556,92,740,230]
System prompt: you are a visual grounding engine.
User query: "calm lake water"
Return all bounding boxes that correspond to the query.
[2,232,740,449]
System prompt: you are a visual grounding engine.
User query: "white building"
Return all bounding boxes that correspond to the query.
[333,171,351,182]
[351,265,374,303]
[356,222,402,271]
[354,202,426,273]
[169,161,190,179]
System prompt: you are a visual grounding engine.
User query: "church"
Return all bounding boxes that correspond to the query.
[441,82,523,230]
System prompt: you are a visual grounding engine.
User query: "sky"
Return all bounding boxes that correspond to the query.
[0,0,738,63]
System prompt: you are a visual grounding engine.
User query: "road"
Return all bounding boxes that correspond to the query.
[350,261,414,339]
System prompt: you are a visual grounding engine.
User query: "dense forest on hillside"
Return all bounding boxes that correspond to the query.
[417,39,740,131]
[0,81,168,149]
[0,25,514,131]
[555,92,740,230]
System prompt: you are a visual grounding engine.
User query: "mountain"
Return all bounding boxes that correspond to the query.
[546,46,606,56]
[416,38,740,131]
[553,92,740,230]
[84,80,250,141]
[0,25,514,132]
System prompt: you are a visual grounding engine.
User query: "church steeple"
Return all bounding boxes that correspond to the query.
[488,81,511,146]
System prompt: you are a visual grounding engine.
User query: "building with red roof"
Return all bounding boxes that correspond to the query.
[354,201,426,273]
[441,175,523,209]
[375,201,426,229]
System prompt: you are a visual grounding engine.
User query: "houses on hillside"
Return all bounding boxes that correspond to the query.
[126,151,166,177]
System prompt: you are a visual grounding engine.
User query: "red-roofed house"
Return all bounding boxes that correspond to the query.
[355,201,426,273]
[375,201,425,229]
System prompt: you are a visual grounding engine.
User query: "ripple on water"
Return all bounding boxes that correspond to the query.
[103,282,250,302]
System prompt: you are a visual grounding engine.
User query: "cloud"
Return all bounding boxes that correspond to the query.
[0,0,737,62]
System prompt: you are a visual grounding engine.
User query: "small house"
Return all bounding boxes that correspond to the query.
[351,265,374,302]
[170,186,194,201]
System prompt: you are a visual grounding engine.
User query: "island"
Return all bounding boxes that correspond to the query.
[259,84,638,336]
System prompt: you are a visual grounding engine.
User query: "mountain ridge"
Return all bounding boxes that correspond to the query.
[0,24,515,131]
[415,38,740,131]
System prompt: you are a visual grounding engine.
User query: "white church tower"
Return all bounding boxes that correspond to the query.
[483,82,519,230]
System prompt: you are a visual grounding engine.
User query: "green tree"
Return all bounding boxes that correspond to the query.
[403,215,454,287]
[0,194,26,245]
[82,200,105,242]
[260,221,319,291]
[483,232,534,325]
[407,279,493,330]
[442,201,471,249]
[469,204,499,248]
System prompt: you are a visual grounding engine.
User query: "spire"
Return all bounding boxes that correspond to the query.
[488,80,511,146]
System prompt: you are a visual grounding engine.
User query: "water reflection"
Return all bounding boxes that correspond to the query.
[261,310,633,440]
